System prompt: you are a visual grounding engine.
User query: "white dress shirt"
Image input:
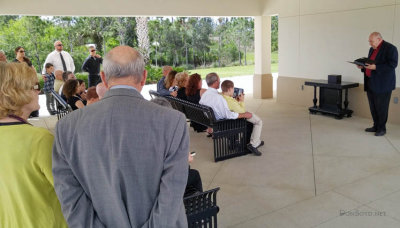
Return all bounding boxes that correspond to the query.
[199,88,239,120]
[42,50,75,74]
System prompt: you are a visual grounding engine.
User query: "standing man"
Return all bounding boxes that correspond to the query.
[0,50,7,62]
[52,46,189,227]
[358,32,398,136]
[82,45,103,87]
[42,40,75,74]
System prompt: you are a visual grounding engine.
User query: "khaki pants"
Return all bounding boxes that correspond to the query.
[247,113,262,147]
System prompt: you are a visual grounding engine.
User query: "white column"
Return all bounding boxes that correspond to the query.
[253,16,273,99]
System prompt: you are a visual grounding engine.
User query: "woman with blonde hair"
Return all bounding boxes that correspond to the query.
[0,62,68,227]
[175,71,189,100]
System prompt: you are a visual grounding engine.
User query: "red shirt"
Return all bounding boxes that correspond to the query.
[366,41,383,77]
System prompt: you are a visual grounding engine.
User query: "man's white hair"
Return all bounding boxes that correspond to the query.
[370,32,383,39]
[103,49,145,83]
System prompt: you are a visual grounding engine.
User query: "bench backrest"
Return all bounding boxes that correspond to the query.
[51,90,72,119]
[184,187,220,228]
[149,90,217,127]
[166,95,217,127]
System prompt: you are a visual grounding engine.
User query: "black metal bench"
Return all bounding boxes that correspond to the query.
[51,90,72,120]
[184,187,220,228]
[149,90,249,162]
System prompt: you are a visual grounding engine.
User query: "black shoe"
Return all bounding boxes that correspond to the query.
[365,127,377,132]
[375,130,386,136]
[256,141,264,149]
[49,111,57,115]
[247,144,262,156]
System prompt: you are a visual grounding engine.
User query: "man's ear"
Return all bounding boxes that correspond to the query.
[140,70,148,86]
[100,71,109,88]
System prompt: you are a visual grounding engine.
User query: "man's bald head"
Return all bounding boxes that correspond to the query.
[369,32,383,49]
[96,82,108,99]
[54,40,63,52]
[103,46,145,83]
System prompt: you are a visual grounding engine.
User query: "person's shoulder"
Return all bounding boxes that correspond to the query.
[383,40,397,50]
[26,125,54,140]
[145,99,185,120]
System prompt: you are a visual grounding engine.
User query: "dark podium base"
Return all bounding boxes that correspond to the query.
[309,106,353,119]
[305,80,359,120]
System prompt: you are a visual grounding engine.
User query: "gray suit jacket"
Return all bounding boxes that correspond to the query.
[52,88,189,228]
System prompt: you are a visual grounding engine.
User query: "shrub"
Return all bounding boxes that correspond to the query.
[75,73,89,89]
[144,65,188,84]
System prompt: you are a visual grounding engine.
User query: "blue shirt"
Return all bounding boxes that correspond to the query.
[157,77,171,96]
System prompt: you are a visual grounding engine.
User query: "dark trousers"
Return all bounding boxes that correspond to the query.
[367,90,392,131]
[45,92,55,112]
[29,110,39,118]
[185,168,203,197]
[88,74,100,87]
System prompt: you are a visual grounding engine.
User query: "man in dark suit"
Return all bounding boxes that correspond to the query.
[358,32,398,136]
[82,45,103,87]
[52,46,189,227]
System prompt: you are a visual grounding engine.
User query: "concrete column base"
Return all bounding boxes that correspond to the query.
[253,74,273,99]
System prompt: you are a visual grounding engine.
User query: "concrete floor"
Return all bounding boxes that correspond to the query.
[30,83,400,228]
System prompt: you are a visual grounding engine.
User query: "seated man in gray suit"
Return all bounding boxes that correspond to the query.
[52,46,189,228]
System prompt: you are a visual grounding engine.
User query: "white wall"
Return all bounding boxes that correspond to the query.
[264,0,400,87]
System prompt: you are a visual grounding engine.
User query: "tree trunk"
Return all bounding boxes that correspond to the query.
[135,17,150,63]
[238,39,242,65]
[185,45,188,66]
[244,46,247,66]
[218,36,221,67]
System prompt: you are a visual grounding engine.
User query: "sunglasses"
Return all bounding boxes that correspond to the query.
[90,50,96,52]
[19,50,25,53]
[56,44,63,47]
[32,82,41,91]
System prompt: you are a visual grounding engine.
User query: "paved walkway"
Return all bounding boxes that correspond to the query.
[32,74,400,227]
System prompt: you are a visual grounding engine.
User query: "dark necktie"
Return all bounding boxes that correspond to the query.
[59,52,67,71]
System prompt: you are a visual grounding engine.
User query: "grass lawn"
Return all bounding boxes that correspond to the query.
[187,51,278,78]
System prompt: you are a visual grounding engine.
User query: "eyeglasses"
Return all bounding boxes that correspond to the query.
[90,50,96,52]
[56,44,63,47]
[19,50,25,53]
[32,82,41,91]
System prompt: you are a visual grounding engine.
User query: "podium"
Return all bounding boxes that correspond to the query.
[304,80,359,119]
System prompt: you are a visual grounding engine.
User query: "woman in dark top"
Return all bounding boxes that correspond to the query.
[13,46,33,68]
[62,79,85,110]
[13,46,38,117]
[175,72,189,100]
[186,73,206,103]
[76,79,87,105]
[186,73,208,132]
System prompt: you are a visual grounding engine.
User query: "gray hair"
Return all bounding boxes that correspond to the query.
[0,50,5,54]
[103,50,145,83]
[206,72,219,86]
[370,32,383,39]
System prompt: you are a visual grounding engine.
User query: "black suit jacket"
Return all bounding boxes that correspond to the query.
[363,40,398,94]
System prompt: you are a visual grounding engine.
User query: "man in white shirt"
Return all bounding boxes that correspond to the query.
[42,40,75,74]
[199,72,262,156]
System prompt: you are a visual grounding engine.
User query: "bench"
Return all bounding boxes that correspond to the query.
[149,90,249,162]
[184,187,220,228]
[51,90,72,120]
